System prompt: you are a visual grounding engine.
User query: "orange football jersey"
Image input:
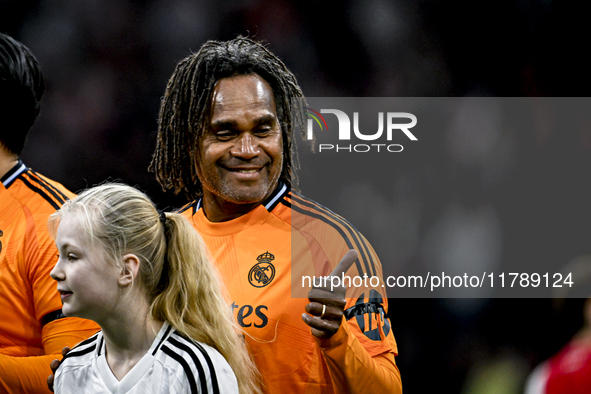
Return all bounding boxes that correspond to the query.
[0,161,99,393]
[180,183,401,393]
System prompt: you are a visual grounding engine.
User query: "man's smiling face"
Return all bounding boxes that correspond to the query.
[195,73,283,215]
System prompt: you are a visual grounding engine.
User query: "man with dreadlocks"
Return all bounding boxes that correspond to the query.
[150,36,402,393]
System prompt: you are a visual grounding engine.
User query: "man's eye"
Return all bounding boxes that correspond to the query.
[216,131,235,140]
[255,128,272,135]
[67,254,78,262]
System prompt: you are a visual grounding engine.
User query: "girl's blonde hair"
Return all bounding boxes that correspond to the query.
[49,183,260,394]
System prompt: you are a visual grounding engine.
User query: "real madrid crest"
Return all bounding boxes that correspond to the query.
[248,251,276,288]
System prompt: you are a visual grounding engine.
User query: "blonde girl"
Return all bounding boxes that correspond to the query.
[49,183,260,394]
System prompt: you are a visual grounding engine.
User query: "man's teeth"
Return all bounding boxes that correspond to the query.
[239,170,257,173]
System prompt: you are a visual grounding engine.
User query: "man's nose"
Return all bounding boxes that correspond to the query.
[231,133,260,159]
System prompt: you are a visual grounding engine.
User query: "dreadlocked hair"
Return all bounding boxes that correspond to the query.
[150,36,308,201]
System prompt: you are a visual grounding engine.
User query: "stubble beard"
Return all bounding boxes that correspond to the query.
[212,157,283,205]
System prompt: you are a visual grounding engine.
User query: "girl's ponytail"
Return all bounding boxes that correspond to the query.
[151,213,261,394]
[51,183,260,394]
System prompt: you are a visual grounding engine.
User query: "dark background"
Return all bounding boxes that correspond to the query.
[3,1,590,392]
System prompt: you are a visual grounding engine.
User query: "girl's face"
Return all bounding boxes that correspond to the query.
[50,214,122,323]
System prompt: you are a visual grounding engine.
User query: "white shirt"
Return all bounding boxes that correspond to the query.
[54,322,238,394]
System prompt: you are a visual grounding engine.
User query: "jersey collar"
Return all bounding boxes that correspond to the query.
[96,322,172,392]
[193,181,290,215]
[1,160,27,188]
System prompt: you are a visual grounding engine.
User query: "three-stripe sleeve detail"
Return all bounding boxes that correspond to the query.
[173,337,215,393]
[288,192,377,278]
[163,332,221,394]
[16,174,61,210]
[61,333,100,363]
[161,345,199,394]
[152,324,173,355]
[27,170,69,203]
[15,169,71,210]
[192,342,220,394]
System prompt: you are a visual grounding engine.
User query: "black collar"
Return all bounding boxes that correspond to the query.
[193,181,290,215]
[1,160,27,188]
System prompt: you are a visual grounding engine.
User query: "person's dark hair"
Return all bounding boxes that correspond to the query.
[150,36,307,200]
[0,33,44,156]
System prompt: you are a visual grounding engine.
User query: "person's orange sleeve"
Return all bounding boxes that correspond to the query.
[316,317,402,394]
[0,317,98,393]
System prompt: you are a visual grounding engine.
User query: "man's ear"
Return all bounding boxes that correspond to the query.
[119,254,140,287]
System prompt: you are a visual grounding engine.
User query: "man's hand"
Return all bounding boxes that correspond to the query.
[301,250,358,339]
[47,346,70,392]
